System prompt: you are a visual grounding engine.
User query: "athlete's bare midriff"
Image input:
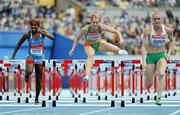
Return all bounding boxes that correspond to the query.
[85,39,99,44]
[146,44,165,53]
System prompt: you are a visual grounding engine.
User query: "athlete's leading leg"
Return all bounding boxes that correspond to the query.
[34,64,43,104]
[156,59,167,105]
[145,64,156,90]
[83,46,95,81]
[25,64,34,82]
[98,40,128,55]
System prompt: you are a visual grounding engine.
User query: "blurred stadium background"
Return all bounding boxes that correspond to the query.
[0,0,179,59]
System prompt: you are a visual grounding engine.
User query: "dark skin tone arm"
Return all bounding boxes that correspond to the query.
[37,28,55,40]
[12,32,29,59]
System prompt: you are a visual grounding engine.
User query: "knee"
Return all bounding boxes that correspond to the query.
[145,74,154,84]
[158,73,166,79]
[25,70,32,76]
[114,46,119,53]
[146,77,153,85]
[87,54,94,60]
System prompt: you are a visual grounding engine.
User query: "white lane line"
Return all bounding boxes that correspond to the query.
[126,104,180,107]
[79,107,116,115]
[169,109,180,115]
[1,100,180,103]
[0,107,48,115]
[0,104,111,107]
[0,104,42,107]
[0,103,179,107]
[57,104,111,107]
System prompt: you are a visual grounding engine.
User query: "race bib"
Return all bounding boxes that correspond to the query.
[30,47,43,56]
[86,33,102,41]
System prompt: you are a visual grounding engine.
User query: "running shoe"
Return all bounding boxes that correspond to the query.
[155,98,161,106]
[35,98,39,105]
[82,76,89,83]
[118,50,128,55]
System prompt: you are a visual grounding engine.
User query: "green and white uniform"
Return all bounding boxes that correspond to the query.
[146,25,169,64]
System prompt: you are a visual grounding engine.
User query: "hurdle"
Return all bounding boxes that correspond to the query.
[0,59,179,108]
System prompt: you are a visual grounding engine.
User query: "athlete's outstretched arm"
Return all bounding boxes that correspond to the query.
[100,24,123,43]
[12,32,29,59]
[69,27,87,56]
[38,28,55,40]
[141,28,148,69]
[166,28,175,58]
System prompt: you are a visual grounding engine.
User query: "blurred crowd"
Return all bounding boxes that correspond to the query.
[78,0,180,8]
[0,0,179,55]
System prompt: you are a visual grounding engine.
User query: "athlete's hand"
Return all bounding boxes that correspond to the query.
[166,53,171,62]
[116,40,127,48]
[69,49,74,56]
[142,61,146,70]
[37,28,43,33]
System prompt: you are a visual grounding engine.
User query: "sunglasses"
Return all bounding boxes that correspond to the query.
[154,18,160,20]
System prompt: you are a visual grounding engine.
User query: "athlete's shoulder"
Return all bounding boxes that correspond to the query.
[81,25,89,32]
[99,23,106,29]
[23,32,30,38]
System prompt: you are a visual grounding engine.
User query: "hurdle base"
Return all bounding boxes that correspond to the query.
[90,92,93,96]
[140,97,143,103]
[168,92,170,96]
[56,96,59,100]
[6,96,9,100]
[96,93,98,96]
[29,94,32,98]
[14,92,16,96]
[17,97,21,103]
[147,95,150,100]
[121,100,125,107]
[25,97,29,103]
[165,94,167,98]
[98,95,101,100]
[173,92,176,96]
[49,95,51,100]
[72,94,74,98]
[42,100,46,107]
[0,95,2,100]
[74,97,78,103]
[135,93,137,96]
[105,95,108,100]
[154,95,157,100]
[111,100,115,107]
[78,94,81,98]
[83,97,86,103]
[52,100,56,107]
[132,97,135,103]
